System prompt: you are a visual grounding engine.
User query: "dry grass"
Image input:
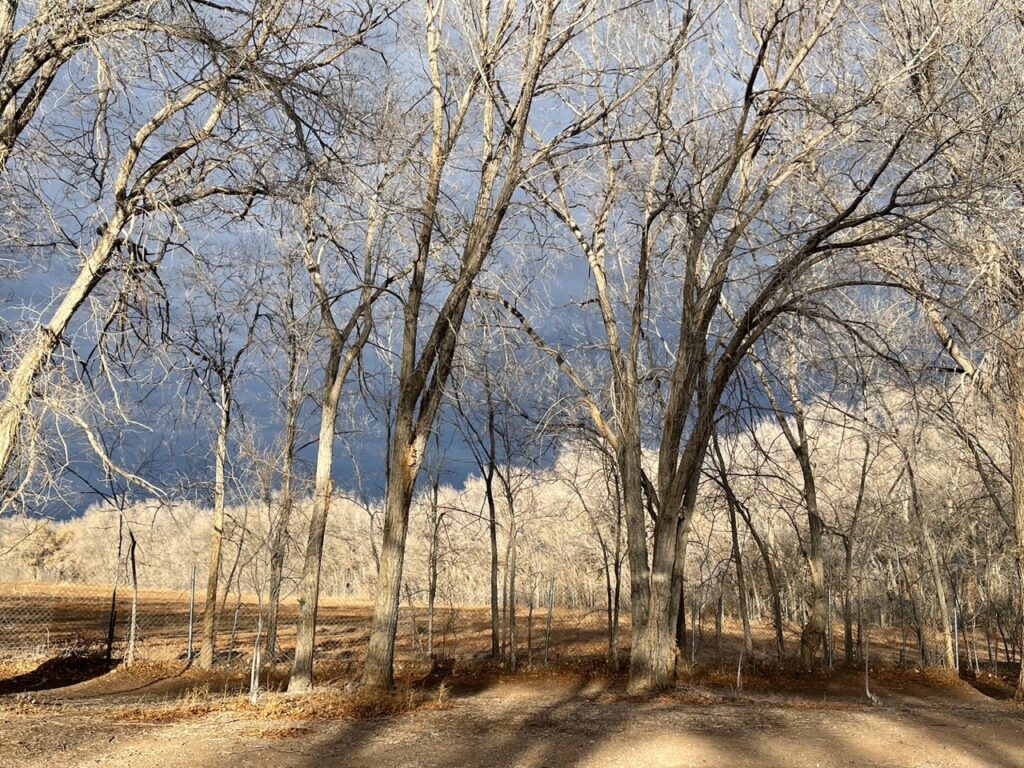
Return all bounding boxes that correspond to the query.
[241,724,317,740]
[0,658,38,680]
[0,696,70,715]
[108,685,218,723]
[244,683,453,720]
[105,678,453,726]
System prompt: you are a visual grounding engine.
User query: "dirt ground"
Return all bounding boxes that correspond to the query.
[2,655,1024,768]
[3,584,1024,767]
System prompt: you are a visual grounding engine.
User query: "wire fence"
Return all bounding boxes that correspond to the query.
[0,576,613,670]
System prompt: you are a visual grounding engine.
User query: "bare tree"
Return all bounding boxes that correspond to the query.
[262,252,314,661]
[359,0,682,692]
[0,0,145,168]
[0,0,379,506]
[502,0,1005,690]
[286,181,399,691]
[176,257,263,669]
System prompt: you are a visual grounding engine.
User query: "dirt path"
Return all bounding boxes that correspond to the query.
[3,677,1024,768]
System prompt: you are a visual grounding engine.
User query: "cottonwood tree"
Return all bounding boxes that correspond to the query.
[861,0,1024,692]
[359,0,687,692]
[175,256,264,669]
[504,0,1007,690]
[261,251,315,661]
[0,0,381,508]
[287,156,406,691]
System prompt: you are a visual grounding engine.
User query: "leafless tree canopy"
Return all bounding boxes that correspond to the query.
[4,0,1024,704]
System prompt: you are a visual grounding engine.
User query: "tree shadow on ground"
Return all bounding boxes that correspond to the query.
[0,653,118,695]
[277,671,1024,768]
[6,655,1024,768]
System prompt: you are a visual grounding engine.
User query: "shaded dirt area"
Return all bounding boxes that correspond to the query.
[0,653,118,695]
[2,671,1024,768]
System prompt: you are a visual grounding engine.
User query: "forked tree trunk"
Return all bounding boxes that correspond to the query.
[628,510,684,692]
[629,428,709,692]
[199,386,231,669]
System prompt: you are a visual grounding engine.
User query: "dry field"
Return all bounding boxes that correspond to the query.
[2,583,1024,767]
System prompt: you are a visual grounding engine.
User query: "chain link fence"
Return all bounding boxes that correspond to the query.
[0,501,620,679]
[0,576,614,673]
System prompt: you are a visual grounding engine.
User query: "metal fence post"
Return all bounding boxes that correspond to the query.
[544,577,555,666]
[954,604,960,673]
[187,565,196,662]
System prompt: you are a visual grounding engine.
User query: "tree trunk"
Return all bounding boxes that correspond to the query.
[611,524,622,671]
[125,530,139,667]
[906,461,956,669]
[427,544,437,657]
[671,519,690,671]
[265,331,300,661]
[775,365,826,672]
[617,427,652,637]
[199,385,231,669]
[628,509,683,692]
[741,501,784,659]
[361,426,424,692]
[727,493,754,659]
[629,435,706,692]
[844,538,855,666]
[799,498,827,670]
[508,525,518,672]
[715,592,724,671]
[0,215,125,488]
[287,342,343,692]
[1005,348,1024,700]
[486,473,500,660]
